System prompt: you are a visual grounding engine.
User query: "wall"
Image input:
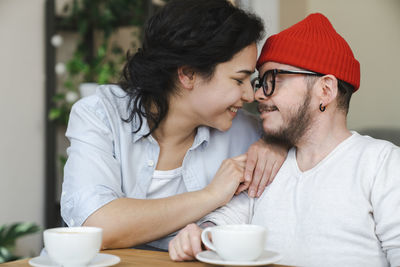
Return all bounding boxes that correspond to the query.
[238,0,279,53]
[0,0,45,257]
[280,0,400,130]
[252,0,280,46]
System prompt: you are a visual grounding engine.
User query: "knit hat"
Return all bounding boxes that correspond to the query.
[257,13,360,91]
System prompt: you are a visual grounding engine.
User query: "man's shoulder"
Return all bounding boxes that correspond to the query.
[350,131,400,161]
[352,131,399,151]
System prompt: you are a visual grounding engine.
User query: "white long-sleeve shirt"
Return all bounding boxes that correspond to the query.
[201,132,400,267]
[61,84,261,249]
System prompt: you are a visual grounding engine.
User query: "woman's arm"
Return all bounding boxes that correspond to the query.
[63,94,263,250]
[83,155,248,249]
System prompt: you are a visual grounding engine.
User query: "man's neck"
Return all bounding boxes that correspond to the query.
[295,115,351,172]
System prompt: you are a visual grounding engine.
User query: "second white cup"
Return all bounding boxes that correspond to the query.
[201,224,266,261]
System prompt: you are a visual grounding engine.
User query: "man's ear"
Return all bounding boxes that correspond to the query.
[318,74,338,107]
[177,66,195,90]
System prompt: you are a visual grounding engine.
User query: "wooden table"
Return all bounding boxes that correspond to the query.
[1,249,290,266]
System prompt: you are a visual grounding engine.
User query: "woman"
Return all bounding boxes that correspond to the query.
[61,0,286,251]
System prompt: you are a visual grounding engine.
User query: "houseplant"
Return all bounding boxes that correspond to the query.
[49,0,148,125]
[0,222,40,263]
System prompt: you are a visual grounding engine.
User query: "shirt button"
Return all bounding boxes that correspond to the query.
[147,160,154,167]
[69,219,75,226]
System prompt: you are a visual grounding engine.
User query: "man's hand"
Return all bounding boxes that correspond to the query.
[237,139,288,197]
[169,223,203,261]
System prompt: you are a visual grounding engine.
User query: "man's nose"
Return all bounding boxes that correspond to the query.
[255,87,267,102]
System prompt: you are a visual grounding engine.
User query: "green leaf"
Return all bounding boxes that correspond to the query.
[0,225,5,238]
[14,223,40,236]
[59,155,68,171]
[0,222,40,263]
[48,108,62,121]
[67,55,89,75]
[0,245,19,262]
[0,246,11,263]
[0,222,40,248]
[63,80,75,91]
[97,64,112,84]
[52,93,66,102]
[97,44,107,59]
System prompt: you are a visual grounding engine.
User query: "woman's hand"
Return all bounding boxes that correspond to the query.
[169,223,203,261]
[204,154,247,206]
[237,139,288,197]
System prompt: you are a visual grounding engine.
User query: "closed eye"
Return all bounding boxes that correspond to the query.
[233,79,244,85]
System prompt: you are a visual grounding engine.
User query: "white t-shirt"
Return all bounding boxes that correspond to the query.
[201,132,400,267]
[147,167,186,199]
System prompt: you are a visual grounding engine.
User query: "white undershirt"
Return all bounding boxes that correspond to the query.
[146,167,187,199]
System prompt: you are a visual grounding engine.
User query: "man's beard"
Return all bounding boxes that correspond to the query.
[260,91,313,147]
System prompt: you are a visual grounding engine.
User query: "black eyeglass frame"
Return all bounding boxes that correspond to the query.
[252,69,324,97]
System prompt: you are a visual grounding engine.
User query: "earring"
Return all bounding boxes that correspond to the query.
[319,103,326,112]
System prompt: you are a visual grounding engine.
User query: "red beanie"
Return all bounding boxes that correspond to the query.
[257,13,360,91]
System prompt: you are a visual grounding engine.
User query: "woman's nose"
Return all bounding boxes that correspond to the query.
[242,82,255,103]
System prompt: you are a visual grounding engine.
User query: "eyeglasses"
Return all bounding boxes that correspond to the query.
[251,69,323,97]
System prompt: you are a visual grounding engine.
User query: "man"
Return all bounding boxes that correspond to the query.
[168,13,400,267]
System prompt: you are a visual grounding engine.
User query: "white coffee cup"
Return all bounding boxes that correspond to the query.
[201,224,266,261]
[44,226,102,267]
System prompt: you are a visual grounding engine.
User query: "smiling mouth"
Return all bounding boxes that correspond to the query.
[258,104,278,113]
[228,106,240,113]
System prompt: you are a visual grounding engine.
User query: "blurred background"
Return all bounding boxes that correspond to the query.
[0,0,399,261]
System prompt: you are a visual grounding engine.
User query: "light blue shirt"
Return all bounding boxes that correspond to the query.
[61,84,261,249]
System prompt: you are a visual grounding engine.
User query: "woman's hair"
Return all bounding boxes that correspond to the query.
[119,0,264,136]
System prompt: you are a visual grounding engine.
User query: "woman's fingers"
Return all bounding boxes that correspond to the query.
[232,153,247,163]
[206,155,247,205]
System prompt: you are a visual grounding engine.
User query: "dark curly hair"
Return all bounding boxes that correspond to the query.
[119,0,264,136]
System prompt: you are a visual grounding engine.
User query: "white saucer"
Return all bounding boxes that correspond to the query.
[196,250,281,266]
[29,253,120,267]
